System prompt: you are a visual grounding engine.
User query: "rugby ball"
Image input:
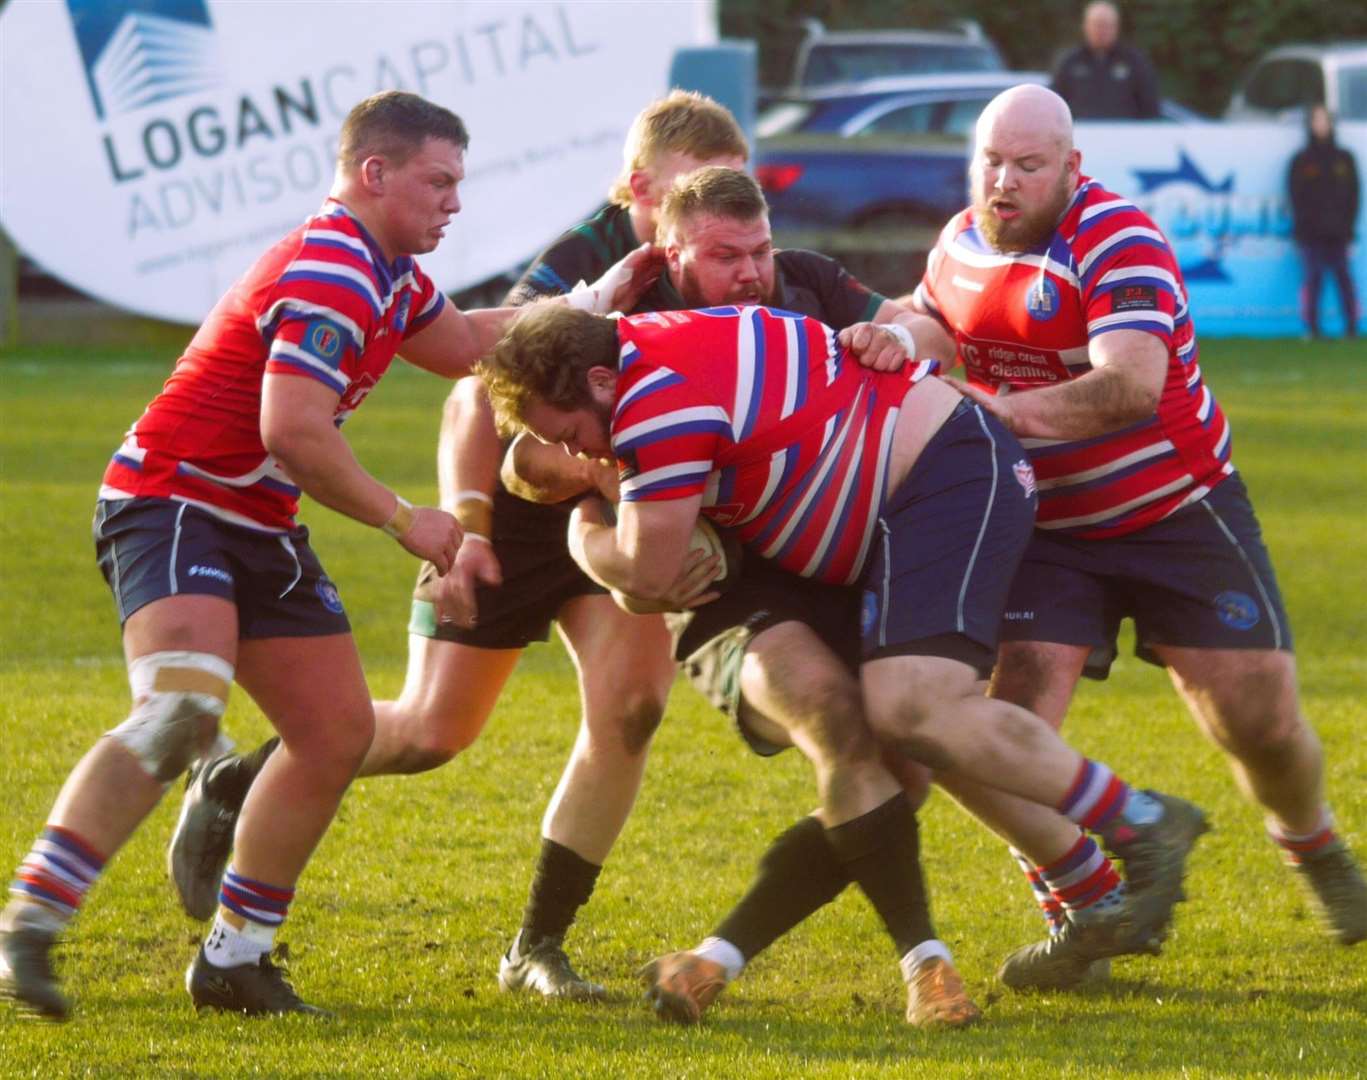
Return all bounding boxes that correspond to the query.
[689,517,743,595]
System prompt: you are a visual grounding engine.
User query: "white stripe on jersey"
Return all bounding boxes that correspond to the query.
[256,298,365,352]
[736,447,788,527]
[386,270,418,315]
[178,452,293,491]
[1196,385,1213,422]
[945,239,1080,288]
[1095,264,1179,294]
[1077,226,1168,279]
[800,416,868,578]
[758,388,864,562]
[268,340,350,390]
[614,404,731,447]
[168,495,290,534]
[615,366,680,417]
[1213,415,1231,459]
[113,433,147,462]
[1075,195,1133,225]
[620,459,714,497]
[823,322,839,385]
[1035,440,1175,491]
[781,318,801,419]
[287,259,382,311]
[303,227,370,259]
[1088,309,1175,334]
[1038,473,1192,530]
[845,406,899,584]
[732,312,757,440]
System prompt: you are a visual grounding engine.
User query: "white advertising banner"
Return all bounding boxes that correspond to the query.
[1074,120,1367,337]
[0,0,714,324]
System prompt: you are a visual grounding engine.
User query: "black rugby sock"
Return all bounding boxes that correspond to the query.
[710,814,849,961]
[519,838,602,947]
[824,791,935,956]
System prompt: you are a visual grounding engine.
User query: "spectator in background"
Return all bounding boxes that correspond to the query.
[1051,1,1160,120]
[1288,103,1360,340]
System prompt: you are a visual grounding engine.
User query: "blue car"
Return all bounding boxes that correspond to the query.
[756,72,1205,236]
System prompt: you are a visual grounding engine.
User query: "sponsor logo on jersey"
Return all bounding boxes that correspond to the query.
[1213,590,1259,631]
[1013,459,1037,498]
[187,563,232,584]
[316,578,344,614]
[307,321,342,360]
[393,293,412,335]
[1025,277,1060,321]
[1111,284,1159,313]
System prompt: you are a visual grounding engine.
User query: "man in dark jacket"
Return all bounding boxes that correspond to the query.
[1289,104,1360,339]
[1051,1,1160,120]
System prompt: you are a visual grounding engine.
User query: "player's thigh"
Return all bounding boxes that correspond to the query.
[557,595,674,747]
[396,634,521,744]
[121,594,239,666]
[990,641,1091,728]
[1154,644,1301,748]
[235,633,373,761]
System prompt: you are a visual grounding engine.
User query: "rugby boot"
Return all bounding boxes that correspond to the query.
[186,945,329,1017]
[497,932,606,1002]
[169,741,277,921]
[1288,840,1367,945]
[1098,791,1208,947]
[903,956,982,1028]
[996,897,1161,992]
[0,926,69,1021]
[639,950,728,1024]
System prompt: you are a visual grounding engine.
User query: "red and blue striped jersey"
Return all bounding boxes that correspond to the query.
[613,306,935,585]
[99,199,445,532]
[914,176,1233,538]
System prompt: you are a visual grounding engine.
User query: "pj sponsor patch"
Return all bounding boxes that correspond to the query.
[1111,285,1159,313]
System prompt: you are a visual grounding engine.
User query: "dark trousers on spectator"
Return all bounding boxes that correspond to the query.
[1298,240,1359,338]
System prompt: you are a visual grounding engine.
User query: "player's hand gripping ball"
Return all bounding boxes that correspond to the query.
[688,517,742,595]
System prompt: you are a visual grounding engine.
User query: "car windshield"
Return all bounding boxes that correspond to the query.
[1339,63,1367,120]
[801,43,1001,88]
[757,101,816,138]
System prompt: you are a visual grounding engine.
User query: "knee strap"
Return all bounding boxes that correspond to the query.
[108,650,233,783]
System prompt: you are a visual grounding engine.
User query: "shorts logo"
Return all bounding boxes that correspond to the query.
[860,590,879,637]
[1002,610,1035,621]
[1213,590,1259,631]
[316,579,344,614]
[1013,459,1037,498]
[308,321,342,360]
[187,564,232,585]
[1025,278,1059,321]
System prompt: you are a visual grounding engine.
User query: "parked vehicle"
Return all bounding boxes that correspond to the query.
[756,72,1208,236]
[785,19,1005,96]
[1225,43,1367,122]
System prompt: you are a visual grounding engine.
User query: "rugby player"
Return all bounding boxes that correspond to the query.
[478,291,1210,1025]
[164,92,747,1003]
[905,84,1366,988]
[0,92,500,1019]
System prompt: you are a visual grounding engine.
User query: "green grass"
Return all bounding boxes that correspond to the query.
[1,340,1364,1078]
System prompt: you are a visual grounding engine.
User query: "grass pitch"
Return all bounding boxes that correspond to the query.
[1,338,1364,1078]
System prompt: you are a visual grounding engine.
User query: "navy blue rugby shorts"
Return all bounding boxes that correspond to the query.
[93,497,351,639]
[998,473,1293,678]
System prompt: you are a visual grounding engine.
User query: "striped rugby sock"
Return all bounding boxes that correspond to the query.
[7,826,106,927]
[204,866,294,969]
[1267,807,1338,865]
[1058,758,1151,831]
[1037,835,1125,919]
[1010,848,1067,935]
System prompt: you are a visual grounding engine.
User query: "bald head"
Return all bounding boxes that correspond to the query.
[970,85,1081,253]
[977,84,1074,158]
[1083,1,1120,51]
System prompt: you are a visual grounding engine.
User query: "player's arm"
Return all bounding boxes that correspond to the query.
[568,493,702,601]
[398,303,517,378]
[502,434,618,504]
[837,297,958,372]
[953,329,1167,441]
[261,373,460,571]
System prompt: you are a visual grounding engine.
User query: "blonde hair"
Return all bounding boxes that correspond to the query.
[478,304,618,436]
[608,91,749,208]
[657,166,768,244]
